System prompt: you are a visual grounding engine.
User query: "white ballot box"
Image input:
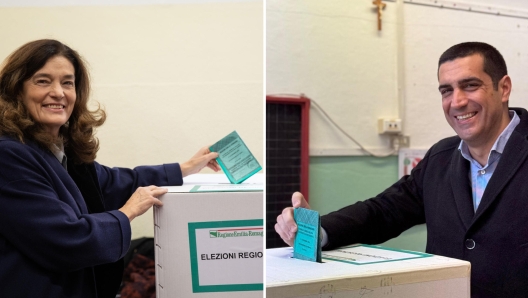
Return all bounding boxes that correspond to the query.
[154,174,263,298]
[267,245,470,298]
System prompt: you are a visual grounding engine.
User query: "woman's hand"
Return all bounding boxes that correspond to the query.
[180,146,221,177]
[119,185,167,221]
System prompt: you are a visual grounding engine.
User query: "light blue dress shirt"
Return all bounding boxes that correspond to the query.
[458,110,519,211]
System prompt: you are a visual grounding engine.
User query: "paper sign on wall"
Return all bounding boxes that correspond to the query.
[398,148,428,178]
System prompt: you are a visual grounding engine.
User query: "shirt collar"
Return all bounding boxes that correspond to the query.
[51,142,67,170]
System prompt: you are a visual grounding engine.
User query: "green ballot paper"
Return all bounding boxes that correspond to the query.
[209,131,262,184]
[293,207,322,262]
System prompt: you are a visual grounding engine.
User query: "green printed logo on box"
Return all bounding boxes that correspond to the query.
[209,229,264,239]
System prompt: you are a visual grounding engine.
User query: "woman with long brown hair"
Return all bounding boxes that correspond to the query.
[0,39,219,297]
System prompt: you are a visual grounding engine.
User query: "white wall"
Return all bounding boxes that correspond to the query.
[267,0,400,155]
[267,0,528,155]
[0,0,263,238]
[403,1,528,148]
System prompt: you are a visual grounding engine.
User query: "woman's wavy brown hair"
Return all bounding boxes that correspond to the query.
[0,39,106,164]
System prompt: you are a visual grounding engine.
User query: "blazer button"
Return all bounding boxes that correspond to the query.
[465,239,475,249]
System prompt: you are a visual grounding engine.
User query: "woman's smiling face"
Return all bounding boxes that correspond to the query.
[19,55,76,137]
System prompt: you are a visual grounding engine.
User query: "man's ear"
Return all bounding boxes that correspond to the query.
[499,75,512,103]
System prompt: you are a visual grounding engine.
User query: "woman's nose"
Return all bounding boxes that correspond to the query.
[49,82,64,99]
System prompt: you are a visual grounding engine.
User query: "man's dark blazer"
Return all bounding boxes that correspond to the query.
[0,136,183,297]
[321,107,528,297]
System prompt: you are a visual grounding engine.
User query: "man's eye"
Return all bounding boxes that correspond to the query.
[440,89,451,95]
[463,83,479,89]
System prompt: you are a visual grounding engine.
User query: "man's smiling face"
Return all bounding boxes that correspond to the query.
[438,53,510,150]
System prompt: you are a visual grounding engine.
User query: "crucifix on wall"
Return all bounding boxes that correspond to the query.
[372,0,387,31]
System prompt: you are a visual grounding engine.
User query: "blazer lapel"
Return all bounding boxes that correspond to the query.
[473,128,528,222]
[29,141,90,214]
[450,150,474,229]
[67,161,106,214]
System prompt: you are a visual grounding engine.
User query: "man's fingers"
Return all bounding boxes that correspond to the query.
[274,223,293,246]
[292,192,310,209]
[280,207,297,234]
[274,221,288,240]
[275,192,312,247]
[276,207,297,246]
[275,215,295,247]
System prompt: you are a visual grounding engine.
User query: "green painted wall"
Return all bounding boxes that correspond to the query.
[309,156,427,252]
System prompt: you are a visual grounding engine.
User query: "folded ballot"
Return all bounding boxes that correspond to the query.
[293,207,322,262]
[209,131,262,184]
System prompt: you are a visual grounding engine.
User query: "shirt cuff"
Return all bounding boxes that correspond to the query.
[320,226,329,247]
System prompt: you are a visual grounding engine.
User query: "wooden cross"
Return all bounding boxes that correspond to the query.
[372,0,386,31]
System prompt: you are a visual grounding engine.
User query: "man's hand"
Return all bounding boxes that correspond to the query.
[181,146,221,177]
[275,192,311,246]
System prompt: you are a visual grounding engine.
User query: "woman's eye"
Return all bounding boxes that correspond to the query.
[36,79,50,85]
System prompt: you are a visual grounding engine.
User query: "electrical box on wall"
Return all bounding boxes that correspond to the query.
[378,118,402,134]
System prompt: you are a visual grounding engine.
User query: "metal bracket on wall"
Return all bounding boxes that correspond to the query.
[384,0,528,20]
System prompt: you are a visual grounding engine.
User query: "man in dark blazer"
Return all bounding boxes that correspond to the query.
[275,42,528,297]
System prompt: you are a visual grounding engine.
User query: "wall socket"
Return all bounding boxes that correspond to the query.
[378,118,402,134]
[392,135,411,148]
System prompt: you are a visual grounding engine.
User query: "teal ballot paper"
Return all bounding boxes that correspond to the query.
[209,131,262,184]
[293,207,322,262]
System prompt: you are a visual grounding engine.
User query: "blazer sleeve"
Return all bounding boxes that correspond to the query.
[94,162,183,210]
[0,141,131,272]
[320,148,429,250]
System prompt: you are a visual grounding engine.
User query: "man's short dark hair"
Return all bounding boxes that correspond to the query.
[438,42,507,90]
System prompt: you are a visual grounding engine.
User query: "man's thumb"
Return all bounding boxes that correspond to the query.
[292,192,310,209]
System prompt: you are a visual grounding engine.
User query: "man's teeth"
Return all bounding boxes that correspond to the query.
[456,112,475,120]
